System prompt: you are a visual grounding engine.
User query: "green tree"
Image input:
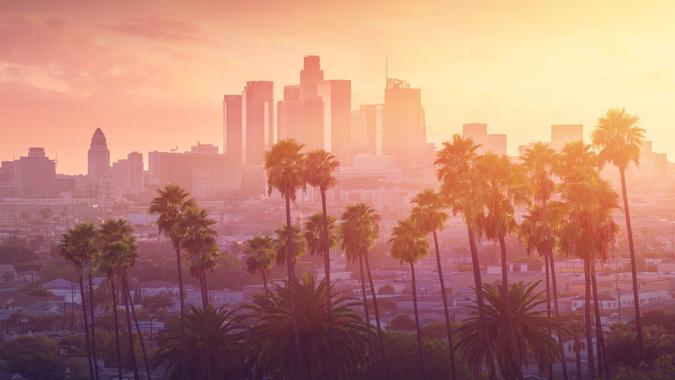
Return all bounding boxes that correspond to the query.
[4,335,63,380]
[592,108,646,360]
[244,235,276,291]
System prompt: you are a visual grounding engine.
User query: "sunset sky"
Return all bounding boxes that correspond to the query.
[2,0,674,174]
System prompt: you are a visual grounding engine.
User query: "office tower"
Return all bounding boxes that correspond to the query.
[317,79,351,159]
[111,151,144,195]
[550,124,583,150]
[384,78,426,167]
[351,104,384,156]
[461,123,507,155]
[87,128,110,179]
[243,81,274,166]
[223,94,243,165]
[277,85,324,150]
[300,55,324,100]
[13,147,56,198]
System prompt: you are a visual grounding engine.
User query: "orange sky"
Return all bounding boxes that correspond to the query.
[1,0,674,174]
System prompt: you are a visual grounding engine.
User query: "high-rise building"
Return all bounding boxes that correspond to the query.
[317,79,351,159]
[223,94,243,165]
[461,123,507,155]
[351,104,384,156]
[111,152,144,195]
[243,81,274,166]
[300,55,324,100]
[87,128,110,179]
[13,147,56,198]
[383,78,426,167]
[277,85,324,150]
[551,124,583,150]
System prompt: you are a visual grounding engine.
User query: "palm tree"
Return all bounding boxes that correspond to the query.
[560,312,586,380]
[274,224,306,267]
[245,276,371,379]
[389,217,430,380]
[264,138,307,379]
[151,305,242,380]
[435,134,497,379]
[59,222,99,380]
[340,203,388,377]
[149,184,194,322]
[304,149,340,377]
[520,141,569,380]
[98,219,139,380]
[592,108,646,360]
[179,205,218,309]
[244,235,276,291]
[457,281,559,380]
[410,189,457,380]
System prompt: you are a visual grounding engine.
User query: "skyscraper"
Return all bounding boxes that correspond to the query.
[243,81,274,166]
[13,147,56,198]
[111,151,144,195]
[461,123,507,155]
[350,104,384,156]
[223,94,243,165]
[317,79,351,159]
[87,128,110,179]
[383,78,426,167]
[551,124,583,150]
[300,55,324,100]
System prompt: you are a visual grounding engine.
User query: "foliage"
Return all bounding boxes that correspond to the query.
[142,292,174,314]
[273,224,306,266]
[389,218,428,265]
[378,284,395,295]
[264,139,306,201]
[389,314,416,331]
[3,335,64,380]
[303,213,339,257]
[340,203,380,263]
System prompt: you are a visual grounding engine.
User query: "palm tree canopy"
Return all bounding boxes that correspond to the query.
[592,108,645,170]
[264,139,306,201]
[389,218,429,265]
[244,277,371,379]
[410,189,448,234]
[179,205,219,278]
[340,203,380,263]
[457,281,559,378]
[304,149,339,191]
[97,219,137,276]
[244,235,276,275]
[149,184,194,245]
[521,142,558,204]
[273,224,306,266]
[59,222,99,271]
[304,213,339,256]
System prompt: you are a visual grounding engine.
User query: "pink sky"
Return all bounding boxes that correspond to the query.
[2,0,675,174]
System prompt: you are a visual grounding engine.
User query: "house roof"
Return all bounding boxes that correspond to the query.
[41,278,77,289]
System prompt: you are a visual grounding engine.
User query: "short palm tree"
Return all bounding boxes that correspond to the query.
[340,203,388,377]
[59,222,99,380]
[245,276,371,379]
[151,305,242,380]
[410,189,457,380]
[179,205,218,309]
[304,149,340,376]
[457,281,559,380]
[264,139,307,378]
[244,235,276,292]
[592,108,646,360]
[560,312,586,380]
[390,217,430,380]
[435,134,497,380]
[273,224,306,267]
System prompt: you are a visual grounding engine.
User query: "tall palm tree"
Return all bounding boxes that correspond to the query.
[592,108,646,360]
[244,235,276,292]
[435,134,497,380]
[151,305,242,380]
[245,276,371,380]
[520,141,569,380]
[304,149,340,377]
[264,138,307,379]
[179,205,218,309]
[390,217,430,380]
[59,222,99,380]
[98,219,139,380]
[340,203,387,377]
[410,189,457,380]
[457,281,559,380]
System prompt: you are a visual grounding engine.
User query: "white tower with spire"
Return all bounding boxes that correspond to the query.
[87,127,110,179]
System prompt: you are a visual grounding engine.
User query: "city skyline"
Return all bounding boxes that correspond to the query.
[2,1,675,173]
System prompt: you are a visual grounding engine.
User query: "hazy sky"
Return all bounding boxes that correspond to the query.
[2,0,674,174]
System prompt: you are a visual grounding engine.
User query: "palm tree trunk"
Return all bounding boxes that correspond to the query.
[88,273,100,380]
[574,335,582,380]
[200,271,209,309]
[122,274,140,380]
[262,270,269,292]
[410,261,427,380]
[78,274,95,380]
[467,225,497,380]
[583,259,595,379]
[174,242,188,380]
[548,246,569,380]
[357,254,376,379]
[432,230,457,380]
[498,233,522,379]
[544,251,553,380]
[364,253,389,378]
[619,167,645,361]
[285,195,306,380]
[199,270,213,379]
[110,277,124,380]
[319,189,338,379]
[590,262,609,378]
[125,276,151,380]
